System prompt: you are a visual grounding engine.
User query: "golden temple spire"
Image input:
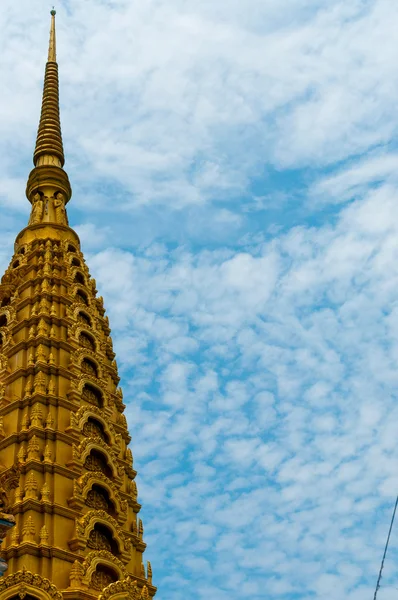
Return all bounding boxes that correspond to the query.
[0,11,155,598]
[26,9,72,206]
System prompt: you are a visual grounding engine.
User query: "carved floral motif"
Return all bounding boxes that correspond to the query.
[99,578,151,600]
[73,471,128,518]
[0,568,63,600]
[86,488,109,511]
[87,529,111,552]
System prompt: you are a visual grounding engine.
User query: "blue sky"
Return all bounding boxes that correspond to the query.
[2,0,398,598]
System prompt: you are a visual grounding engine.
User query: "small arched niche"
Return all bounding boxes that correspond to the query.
[85,484,116,517]
[83,417,109,443]
[84,449,112,478]
[79,332,95,352]
[90,564,118,591]
[81,358,98,378]
[87,523,119,555]
[77,312,92,327]
[76,290,88,306]
[74,272,85,285]
[68,244,77,253]
[1,297,10,308]
[71,257,81,267]
[82,384,103,408]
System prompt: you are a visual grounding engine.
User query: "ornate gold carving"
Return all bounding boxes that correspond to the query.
[81,358,98,378]
[39,524,49,544]
[87,529,112,552]
[43,445,52,463]
[27,435,40,460]
[54,192,67,225]
[41,482,50,502]
[10,527,19,546]
[24,378,33,396]
[82,384,101,407]
[131,480,138,501]
[46,412,55,428]
[0,416,6,440]
[147,562,152,584]
[83,420,106,441]
[74,437,121,478]
[91,568,115,591]
[29,193,45,224]
[69,560,84,588]
[73,472,128,519]
[31,404,43,428]
[22,413,29,431]
[79,331,95,351]
[86,488,109,511]
[0,569,63,600]
[81,550,127,584]
[36,344,46,362]
[22,515,36,541]
[48,378,56,395]
[0,353,8,372]
[25,471,38,499]
[126,447,133,465]
[84,454,108,474]
[18,447,26,464]
[34,371,46,394]
[78,312,91,327]
[138,519,144,539]
[70,405,120,447]
[14,488,22,503]
[99,577,150,600]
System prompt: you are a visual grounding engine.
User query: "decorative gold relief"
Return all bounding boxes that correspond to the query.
[27,435,40,460]
[91,567,116,591]
[87,528,112,552]
[0,569,63,600]
[29,193,45,225]
[86,488,110,511]
[81,550,127,586]
[22,516,36,542]
[31,404,43,428]
[41,482,50,502]
[39,525,49,544]
[99,577,151,600]
[25,471,38,499]
[69,560,84,588]
[71,471,128,520]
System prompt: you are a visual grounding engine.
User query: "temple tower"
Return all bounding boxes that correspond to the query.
[0,11,156,600]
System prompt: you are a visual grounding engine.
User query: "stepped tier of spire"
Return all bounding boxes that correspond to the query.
[0,11,156,600]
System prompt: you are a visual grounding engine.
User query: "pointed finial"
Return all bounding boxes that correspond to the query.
[26,9,72,206]
[48,9,57,62]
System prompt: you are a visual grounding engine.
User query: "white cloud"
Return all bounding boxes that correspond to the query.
[73,179,398,598]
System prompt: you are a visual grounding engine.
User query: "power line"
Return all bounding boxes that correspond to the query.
[373,495,398,600]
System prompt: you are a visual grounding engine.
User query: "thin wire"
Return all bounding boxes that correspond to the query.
[373,495,398,599]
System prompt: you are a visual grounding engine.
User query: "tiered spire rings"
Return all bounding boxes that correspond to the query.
[26,9,72,207]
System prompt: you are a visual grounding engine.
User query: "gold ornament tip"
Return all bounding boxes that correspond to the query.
[48,8,57,63]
